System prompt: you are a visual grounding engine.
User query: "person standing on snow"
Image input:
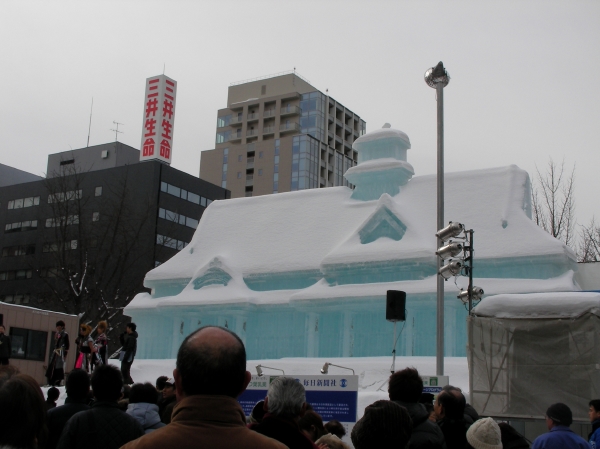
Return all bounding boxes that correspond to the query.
[92,320,108,371]
[46,320,70,386]
[120,322,138,385]
[0,325,11,365]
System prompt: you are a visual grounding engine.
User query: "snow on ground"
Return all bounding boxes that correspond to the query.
[44,356,469,419]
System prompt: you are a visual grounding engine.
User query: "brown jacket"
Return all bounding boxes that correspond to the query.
[120,395,288,449]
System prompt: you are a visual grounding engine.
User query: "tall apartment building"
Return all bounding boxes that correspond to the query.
[199,72,366,197]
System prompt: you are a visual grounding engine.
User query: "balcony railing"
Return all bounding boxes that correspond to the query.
[263,126,275,134]
[230,131,243,141]
[280,105,301,116]
[264,109,276,118]
[279,122,301,133]
[230,115,243,126]
[247,113,258,122]
[246,129,258,137]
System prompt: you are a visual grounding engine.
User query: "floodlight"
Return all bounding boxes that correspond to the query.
[457,287,484,304]
[255,364,285,376]
[320,362,355,375]
[436,242,463,260]
[436,222,464,241]
[439,261,462,280]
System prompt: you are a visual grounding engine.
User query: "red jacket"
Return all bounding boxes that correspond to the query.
[120,395,288,449]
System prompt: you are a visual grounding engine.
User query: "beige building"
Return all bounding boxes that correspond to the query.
[200,72,366,197]
[0,302,78,384]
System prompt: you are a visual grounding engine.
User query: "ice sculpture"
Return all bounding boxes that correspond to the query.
[125,124,579,360]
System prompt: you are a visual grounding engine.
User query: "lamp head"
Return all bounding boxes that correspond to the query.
[320,363,329,374]
[457,287,484,303]
[436,242,463,260]
[425,62,450,88]
[439,261,462,280]
[256,365,263,376]
[436,222,464,241]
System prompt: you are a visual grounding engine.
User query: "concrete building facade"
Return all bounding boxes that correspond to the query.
[200,72,366,198]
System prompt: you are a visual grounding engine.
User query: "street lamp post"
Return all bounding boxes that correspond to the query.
[425,62,450,376]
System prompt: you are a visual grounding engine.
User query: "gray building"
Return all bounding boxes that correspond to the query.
[200,72,366,198]
[0,163,43,187]
[0,143,228,338]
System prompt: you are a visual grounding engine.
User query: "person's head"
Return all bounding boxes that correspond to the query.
[248,400,266,424]
[47,386,60,402]
[315,433,350,449]
[0,325,5,335]
[56,320,65,332]
[97,321,108,334]
[299,410,327,442]
[126,323,136,334]
[351,400,412,449]
[466,417,502,449]
[589,400,600,423]
[129,383,159,405]
[162,378,176,399]
[545,403,573,429]
[91,364,123,402]
[79,324,91,336]
[265,376,306,420]
[155,375,168,391]
[66,369,90,401]
[388,367,423,403]
[324,420,346,439]
[0,368,47,449]
[174,326,249,399]
[442,385,467,410]
[435,391,464,420]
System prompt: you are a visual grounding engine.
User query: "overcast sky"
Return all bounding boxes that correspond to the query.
[1,1,598,231]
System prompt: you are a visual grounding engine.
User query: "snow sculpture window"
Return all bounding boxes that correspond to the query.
[358,206,407,244]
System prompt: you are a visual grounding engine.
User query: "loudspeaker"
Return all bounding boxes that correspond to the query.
[386,290,406,322]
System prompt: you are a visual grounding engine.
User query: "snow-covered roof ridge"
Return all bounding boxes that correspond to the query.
[354,124,411,147]
[472,292,600,319]
[143,164,573,290]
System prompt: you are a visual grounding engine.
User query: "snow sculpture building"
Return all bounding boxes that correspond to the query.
[125,125,578,360]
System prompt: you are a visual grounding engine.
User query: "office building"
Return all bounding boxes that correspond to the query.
[200,72,366,197]
[0,142,228,331]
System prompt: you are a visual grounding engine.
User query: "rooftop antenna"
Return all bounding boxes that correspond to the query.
[87,97,93,147]
[110,121,124,142]
[163,63,165,75]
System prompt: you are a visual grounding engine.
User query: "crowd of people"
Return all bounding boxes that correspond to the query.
[0,324,598,449]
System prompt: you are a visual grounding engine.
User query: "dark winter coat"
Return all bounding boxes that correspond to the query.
[56,401,143,449]
[393,400,446,449]
[120,395,288,449]
[122,331,138,363]
[46,398,91,449]
[0,333,11,358]
[437,417,470,449]
[250,413,319,449]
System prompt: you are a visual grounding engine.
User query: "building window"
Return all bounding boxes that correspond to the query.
[156,234,188,250]
[238,155,242,162]
[5,220,38,233]
[217,114,231,128]
[161,181,207,206]
[48,190,82,204]
[42,240,77,253]
[216,130,231,144]
[9,327,48,361]
[291,135,319,191]
[237,172,241,179]
[261,85,266,95]
[95,186,103,196]
[2,245,36,257]
[259,151,264,159]
[60,159,75,166]
[158,208,199,229]
[0,269,33,281]
[7,196,40,210]
[258,169,263,176]
[92,212,100,222]
[45,215,79,228]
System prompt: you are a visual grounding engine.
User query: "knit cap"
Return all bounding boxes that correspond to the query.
[351,400,412,449]
[466,417,502,449]
[546,402,573,426]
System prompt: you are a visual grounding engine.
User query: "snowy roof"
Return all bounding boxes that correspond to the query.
[146,164,573,285]
[472,292,600,319]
